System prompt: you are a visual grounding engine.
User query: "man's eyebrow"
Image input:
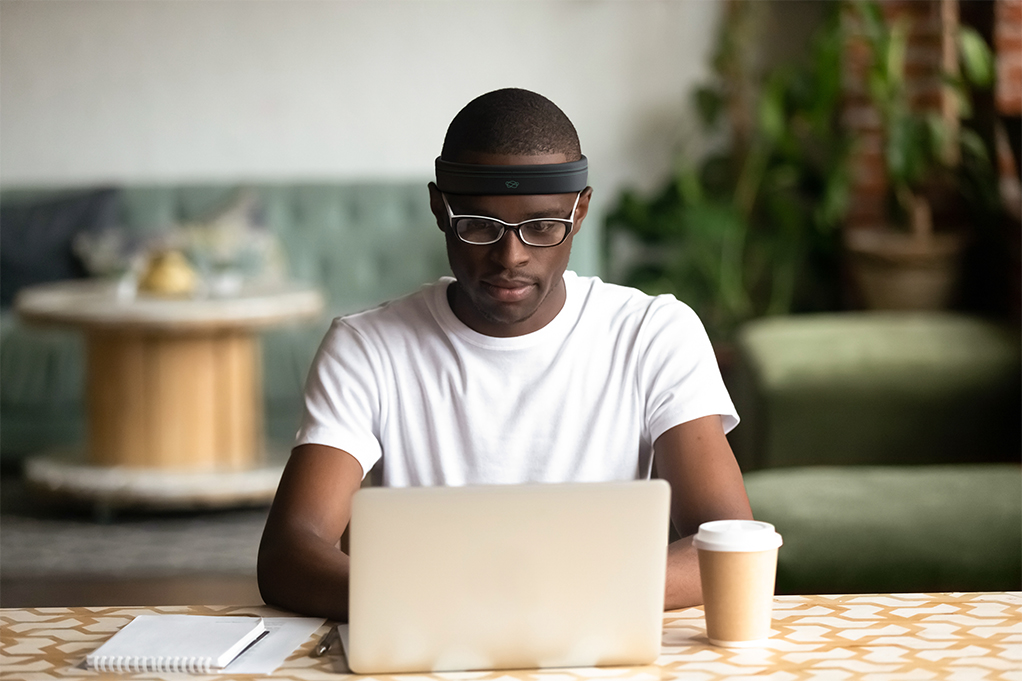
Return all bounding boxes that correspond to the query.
[452,204,571,220]
[521,208,571,220]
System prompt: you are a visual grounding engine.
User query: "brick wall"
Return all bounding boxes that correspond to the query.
[840,0,1020,318]
[995,0,1022,116]
[842,0,950,230]
[994,0,1021,322]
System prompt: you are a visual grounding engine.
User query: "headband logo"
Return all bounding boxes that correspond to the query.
[505,180,519,189]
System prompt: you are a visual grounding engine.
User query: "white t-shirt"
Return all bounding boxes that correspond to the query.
[296,271,737,486]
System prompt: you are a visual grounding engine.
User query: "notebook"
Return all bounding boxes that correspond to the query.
[346,479,671,674]
[86,615,267,673]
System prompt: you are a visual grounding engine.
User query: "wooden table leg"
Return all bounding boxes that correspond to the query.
[85,329,263,471]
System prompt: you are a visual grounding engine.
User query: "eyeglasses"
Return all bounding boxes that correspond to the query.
[441,191,581,247]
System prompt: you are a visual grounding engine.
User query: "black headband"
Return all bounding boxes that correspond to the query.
[435,156,588,195]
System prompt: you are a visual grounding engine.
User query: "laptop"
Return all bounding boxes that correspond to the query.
[345,479,670,674]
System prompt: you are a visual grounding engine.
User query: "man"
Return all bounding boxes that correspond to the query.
[258,88,752,621]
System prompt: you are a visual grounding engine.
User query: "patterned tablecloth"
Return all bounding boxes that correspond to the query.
[1,592,1019,680]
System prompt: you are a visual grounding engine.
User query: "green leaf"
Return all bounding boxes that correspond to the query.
[958,26,994,88]
[924,113,953,166]
[886,19,909,90]
[857,1,887,48]
[676,167,704,206]
[885,115,912,184]
[815,169,850,232]
[759,77,787,144]
[959,128,990,164]
[694,86,726,128]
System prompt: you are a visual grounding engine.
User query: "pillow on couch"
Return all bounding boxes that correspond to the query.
[0,188,120,306]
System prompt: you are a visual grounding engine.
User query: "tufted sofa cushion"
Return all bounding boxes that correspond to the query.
[745,464,1022,594]
[0,188,120,306]
[730,312,1022,470]
[112,183,450,314]
[0,318,86,454]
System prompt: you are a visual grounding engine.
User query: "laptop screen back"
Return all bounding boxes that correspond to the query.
[347,480,670,674]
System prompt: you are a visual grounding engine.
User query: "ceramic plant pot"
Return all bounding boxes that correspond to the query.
[845,228,966,310]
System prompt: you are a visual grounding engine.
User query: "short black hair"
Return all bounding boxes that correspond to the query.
[441,88,582,162]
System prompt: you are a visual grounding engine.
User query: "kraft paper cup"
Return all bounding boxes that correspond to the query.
[694,520,783,647]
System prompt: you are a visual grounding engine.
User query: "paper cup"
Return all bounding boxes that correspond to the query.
[694,520,782,647]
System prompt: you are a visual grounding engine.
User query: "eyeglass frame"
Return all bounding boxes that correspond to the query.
[441,191,582,248]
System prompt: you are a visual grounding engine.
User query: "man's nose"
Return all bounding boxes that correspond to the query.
[490,228,531,268]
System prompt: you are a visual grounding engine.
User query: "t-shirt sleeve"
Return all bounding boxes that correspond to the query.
[294,318,383,479]
[637,296,739,443]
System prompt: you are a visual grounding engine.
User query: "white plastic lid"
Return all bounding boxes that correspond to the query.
[693,520,783,552]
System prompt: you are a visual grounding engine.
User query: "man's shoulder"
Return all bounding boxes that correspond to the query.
[334,279,448,335]
[571,273,698,323]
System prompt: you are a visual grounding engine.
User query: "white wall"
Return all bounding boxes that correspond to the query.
[0,0,723,271]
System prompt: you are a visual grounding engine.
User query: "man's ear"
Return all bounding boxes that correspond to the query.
[427,182,447,233]
[572,186,594,236]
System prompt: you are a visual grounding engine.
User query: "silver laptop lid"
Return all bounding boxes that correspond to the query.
[347,480,670,674]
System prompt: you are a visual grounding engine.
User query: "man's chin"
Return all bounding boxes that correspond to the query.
[463,286,545,329]
[449,278,558,335]
[475,298,540,328]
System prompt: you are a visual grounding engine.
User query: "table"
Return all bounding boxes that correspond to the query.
[14,279,323,511]
[1,593,1018,680]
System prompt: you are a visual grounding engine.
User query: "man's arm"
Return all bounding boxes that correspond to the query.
[257,443,364,621]
[654,414,753,611]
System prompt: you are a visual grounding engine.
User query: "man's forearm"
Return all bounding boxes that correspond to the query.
[257,444,364,621]
[664,536,703,611]
[257,527,352,621]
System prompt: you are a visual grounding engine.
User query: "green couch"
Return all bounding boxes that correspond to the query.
[0,183,600,462]
[731,312,1022,595]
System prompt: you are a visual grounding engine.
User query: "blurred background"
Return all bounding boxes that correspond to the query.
[1,0,1019,609]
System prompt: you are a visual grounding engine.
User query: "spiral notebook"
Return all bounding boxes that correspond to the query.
[86,615,267,673]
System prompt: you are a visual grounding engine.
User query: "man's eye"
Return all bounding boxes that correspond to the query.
[525,221,562,234]
[460,219,498,232]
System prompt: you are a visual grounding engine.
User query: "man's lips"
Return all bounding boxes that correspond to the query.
[480,279,536,303]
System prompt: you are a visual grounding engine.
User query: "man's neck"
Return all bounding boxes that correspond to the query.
[446,277,567,338]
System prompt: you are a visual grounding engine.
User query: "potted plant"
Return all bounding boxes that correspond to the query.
[606,1,849,344]
[843,0,996,310]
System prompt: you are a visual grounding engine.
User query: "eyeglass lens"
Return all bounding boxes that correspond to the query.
[454,218,569,246]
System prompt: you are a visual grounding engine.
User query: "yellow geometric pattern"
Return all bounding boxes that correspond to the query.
[1,592,1019,680]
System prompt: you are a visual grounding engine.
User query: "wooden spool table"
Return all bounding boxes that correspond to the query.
[14,279,324,515]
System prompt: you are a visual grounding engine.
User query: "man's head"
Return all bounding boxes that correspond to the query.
[440,88,582,163]
[429,88,593,338]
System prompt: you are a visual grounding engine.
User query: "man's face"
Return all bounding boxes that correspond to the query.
[428,152,592,338]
